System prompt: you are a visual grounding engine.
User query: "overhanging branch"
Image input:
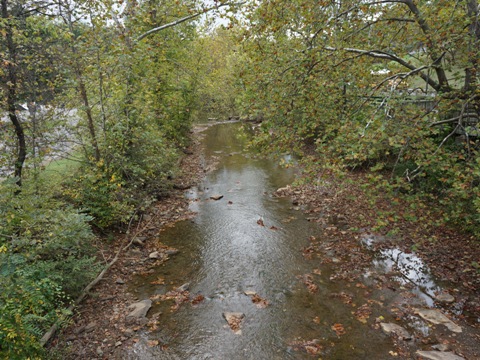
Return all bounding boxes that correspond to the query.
[325,46,443,91]
[136,2,245,42]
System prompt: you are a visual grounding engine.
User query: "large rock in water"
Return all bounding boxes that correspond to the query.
[416,351,465,360]
[414,308,462,333]
[126,300,152,321]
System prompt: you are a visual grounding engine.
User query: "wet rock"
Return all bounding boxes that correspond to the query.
[149,251,161,259]
[115,278,125,285]
[380,323,412,340]
[210,194,223,200]
[416,350,465,360]
[165,249,179,256]
[126,299,152,321]
[415,309,462,333]
[435,293,455,304]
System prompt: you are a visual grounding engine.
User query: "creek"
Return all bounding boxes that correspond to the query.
[125,122,466,359]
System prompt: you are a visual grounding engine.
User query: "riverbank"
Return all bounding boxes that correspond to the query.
[275,172,480,359]
[50,130,208,359]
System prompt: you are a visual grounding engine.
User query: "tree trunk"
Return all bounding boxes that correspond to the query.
[2,0,26,188]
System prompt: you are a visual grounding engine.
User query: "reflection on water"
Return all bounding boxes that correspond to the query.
[127,123,395,360]
[362,235,441,307]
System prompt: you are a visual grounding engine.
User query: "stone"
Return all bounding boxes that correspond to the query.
[210,194,224,200]
[435,293,455,304]
[415,309,462,333]
[416,351,465,360]
[149,251,161,259]
[123,329,135,338]
[115,341,122,347]
[432,344,451,351]
[132,238,145,247]
[380,323,412,340]
[116,278,125,285]
[126,300,152,321]
[165,249,179,256]
[84,322,96,333]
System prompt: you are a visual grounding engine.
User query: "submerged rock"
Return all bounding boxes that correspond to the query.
[126,300,152,321]
[415,309,462,333]
[380,322,412,340]
[416,350,465,360]
[210,194,224,200]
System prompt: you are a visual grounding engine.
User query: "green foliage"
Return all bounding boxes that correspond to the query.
[240,0,480,238]
[0,179,98,359]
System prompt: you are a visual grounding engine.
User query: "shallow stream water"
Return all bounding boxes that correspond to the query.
[125,122,469,359]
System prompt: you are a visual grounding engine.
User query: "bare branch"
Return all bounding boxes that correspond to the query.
[136,2,245,42]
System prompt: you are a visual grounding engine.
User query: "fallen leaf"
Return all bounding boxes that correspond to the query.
[223,312,244,334]
[289,339,323,355]
[331,323,346,336]
[313,268,322,275]
[257,218,265,226]
[147,340,159,347]
[150,277,165,285]
[191,294,205,305]
[269,225,278,230]
[313,316,321,324]
[251,294,269,308]
[353,304,372,324]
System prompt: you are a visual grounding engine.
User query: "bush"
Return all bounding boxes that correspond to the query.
[0,180,99,359]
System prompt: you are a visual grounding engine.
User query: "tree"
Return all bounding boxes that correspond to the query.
[241,0,480,232]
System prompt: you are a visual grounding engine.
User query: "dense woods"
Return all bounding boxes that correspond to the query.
[1,0,479,357]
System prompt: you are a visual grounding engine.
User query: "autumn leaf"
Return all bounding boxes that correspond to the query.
[191,294,205,305]
[147,340,159,347]
[150,276,165,285]
[331,323,346,336]
[257,218,265,226]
